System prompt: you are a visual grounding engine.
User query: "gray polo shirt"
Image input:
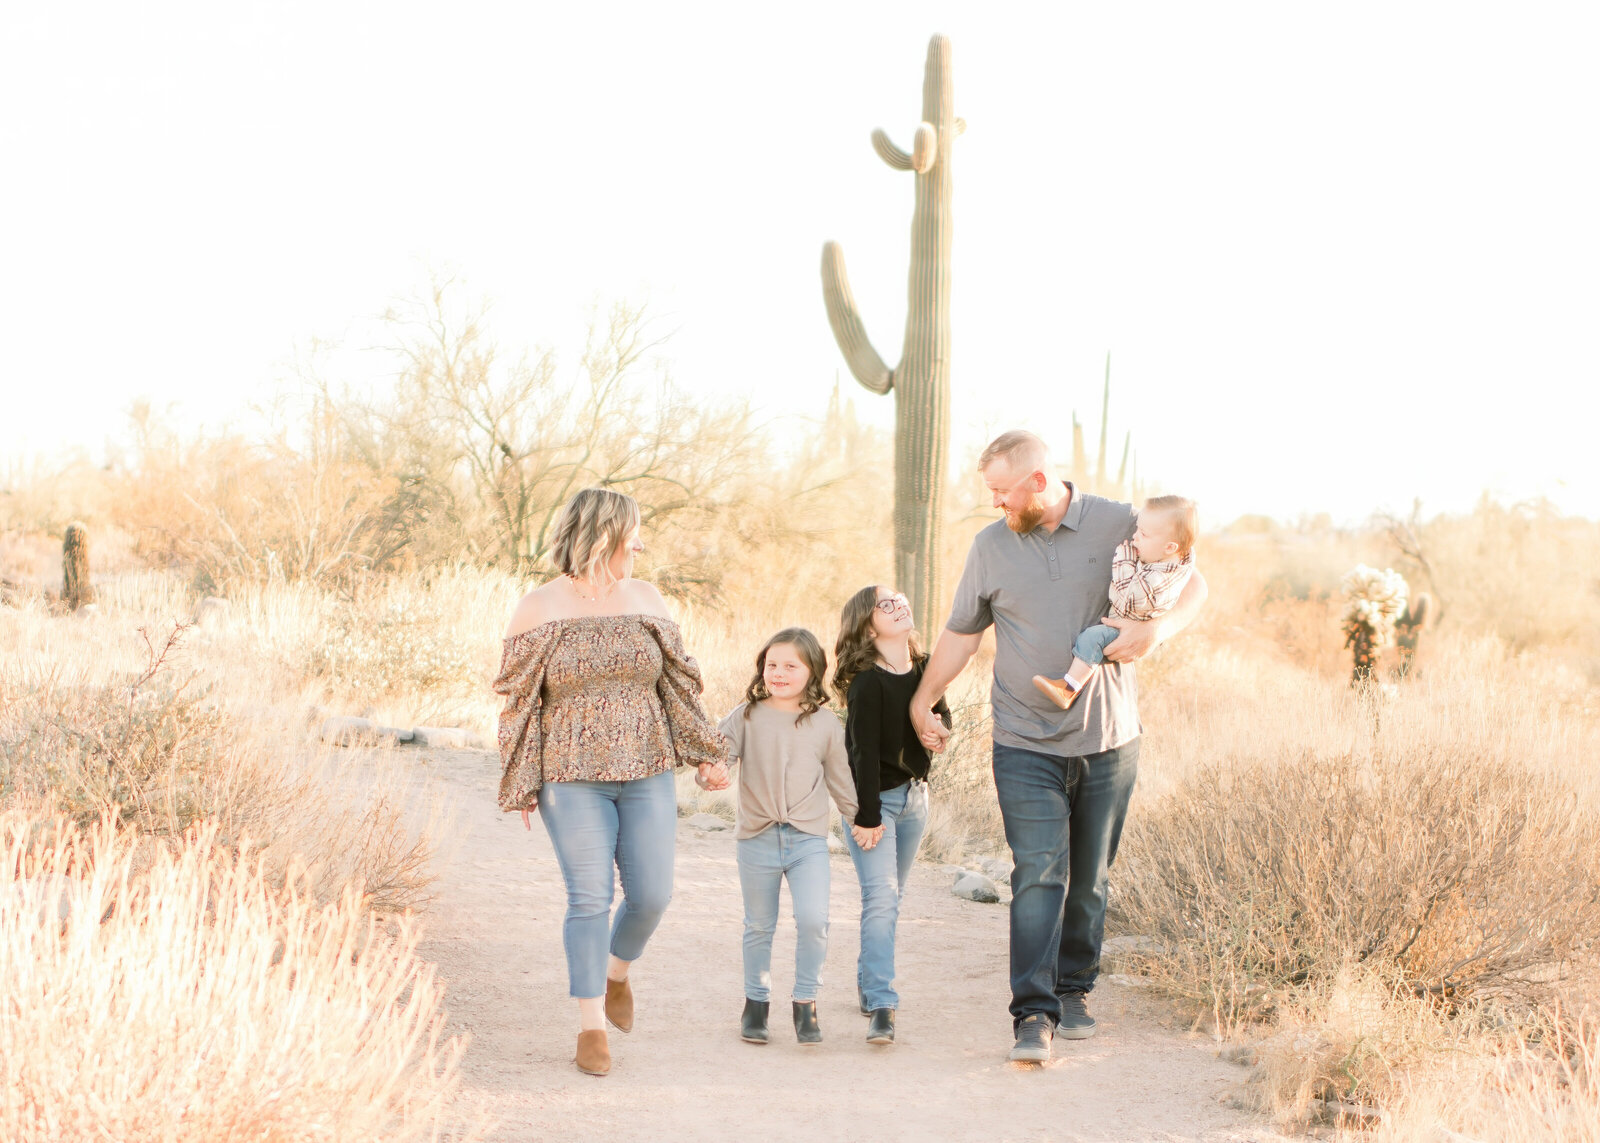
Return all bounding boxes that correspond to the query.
[946,485,1141,757]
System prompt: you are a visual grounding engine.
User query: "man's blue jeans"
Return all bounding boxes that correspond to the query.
[990,738,1139,1028]
[842,780,929,1011]
[539,769,678,999]
[736,823,831,1003]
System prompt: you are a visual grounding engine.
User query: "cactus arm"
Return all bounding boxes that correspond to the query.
[821,242,893,394]
[871,129,914,171]
[911,123,937,173]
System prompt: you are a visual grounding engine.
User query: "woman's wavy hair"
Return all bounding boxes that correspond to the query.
[743,627,830,726]
[547,488,641,588]
[832,585,925,704]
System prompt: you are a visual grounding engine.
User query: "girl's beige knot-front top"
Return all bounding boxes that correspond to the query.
[492,614,725,811]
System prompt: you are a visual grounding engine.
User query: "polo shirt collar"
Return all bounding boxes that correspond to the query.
[1057,480,1085,532]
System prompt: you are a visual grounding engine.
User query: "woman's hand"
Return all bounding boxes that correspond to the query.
[852,824,886,851]
[519,799,539,830]
[697,760,731,791]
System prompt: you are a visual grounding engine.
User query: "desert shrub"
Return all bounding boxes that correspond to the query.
[0,814,483,1142]
[0,622,436,914]
[310,598,486,700]
[1113,745,1600,1031]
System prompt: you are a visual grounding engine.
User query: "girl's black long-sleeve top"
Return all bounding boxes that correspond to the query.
[844,662,953,828]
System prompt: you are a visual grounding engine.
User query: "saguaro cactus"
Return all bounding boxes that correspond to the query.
[822,34,962,627]
[62,522,94,611]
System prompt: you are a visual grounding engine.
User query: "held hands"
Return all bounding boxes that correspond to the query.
[912,703,951,753]
[851,824,886,851]
[1101,616,1159,663]
[696,760,732,791]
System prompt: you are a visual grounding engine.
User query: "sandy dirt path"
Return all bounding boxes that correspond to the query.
[414,749,1291,1143]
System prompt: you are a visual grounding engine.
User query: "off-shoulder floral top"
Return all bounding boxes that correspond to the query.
[493,613,725,811]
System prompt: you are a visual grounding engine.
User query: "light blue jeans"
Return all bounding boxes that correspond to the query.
[1073,622,1121,667]
[842,780,929,1011]
[538,769,678,999]
[736,823,832,1003]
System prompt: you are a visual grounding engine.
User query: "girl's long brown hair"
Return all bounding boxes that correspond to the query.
[832,585,925,704]
[743,627,830,726]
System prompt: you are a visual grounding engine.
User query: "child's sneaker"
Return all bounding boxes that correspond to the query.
[1032,674,1082,711]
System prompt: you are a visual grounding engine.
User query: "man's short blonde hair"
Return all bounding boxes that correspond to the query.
[978,430,1048,475]
[1145,494,1198,557]
[548,487,641,586]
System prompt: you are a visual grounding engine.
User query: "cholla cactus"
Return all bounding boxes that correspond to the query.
[1340,564,1408,685]
[62,522,94,612]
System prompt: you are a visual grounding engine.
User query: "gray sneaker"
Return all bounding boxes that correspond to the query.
[1057,991,1097,1040]
[1008,1013,1054,1062]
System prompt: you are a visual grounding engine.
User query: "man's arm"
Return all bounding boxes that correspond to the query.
[911,628,983,748]
[1102,569,1208,663]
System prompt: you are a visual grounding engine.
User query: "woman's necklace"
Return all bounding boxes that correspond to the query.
[567,574,617,602]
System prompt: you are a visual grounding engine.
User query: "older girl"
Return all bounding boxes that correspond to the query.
[716,627,857,1046]
[494,488,730,1077]
[833,585,951,1045]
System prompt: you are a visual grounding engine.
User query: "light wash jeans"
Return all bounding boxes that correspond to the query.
[1072,622,1121,666]
[538,769,678,999]
[736,823,832,1003]
[842,780,929,1011]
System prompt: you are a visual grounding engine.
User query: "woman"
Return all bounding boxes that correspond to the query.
[832,585,952,1045]
[494,488,730,1077]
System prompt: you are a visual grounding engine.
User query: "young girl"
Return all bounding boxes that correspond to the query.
[833,586,952,1046]
[715,627,857,1046]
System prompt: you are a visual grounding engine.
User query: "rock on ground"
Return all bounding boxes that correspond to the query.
[952,870,1001,903]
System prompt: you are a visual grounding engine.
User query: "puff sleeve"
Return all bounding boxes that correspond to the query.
[642,616,727,770]
[493,625,561,810]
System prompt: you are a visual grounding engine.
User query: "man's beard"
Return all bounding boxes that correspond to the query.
[1005,498,1045,534]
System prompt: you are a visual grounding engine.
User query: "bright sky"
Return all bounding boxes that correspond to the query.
[2,2,1596,525]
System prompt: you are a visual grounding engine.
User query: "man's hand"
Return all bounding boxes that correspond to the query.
[912,704,951,753]
[851,824,886,851]
[697,760,732,791]
[1101,616,1160,663]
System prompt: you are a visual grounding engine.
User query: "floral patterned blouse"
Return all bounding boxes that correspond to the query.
[493,613,725,811]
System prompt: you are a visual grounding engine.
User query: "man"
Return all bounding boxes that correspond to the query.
[910,430,1207,1063]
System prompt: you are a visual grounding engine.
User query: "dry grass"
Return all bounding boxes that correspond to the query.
[6,418,1600,1139]
[0,813,484,1142]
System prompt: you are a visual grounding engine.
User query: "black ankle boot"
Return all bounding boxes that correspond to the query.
[741,999,769,1044]
[866,1007,896,1044]
[792,999,822,1044]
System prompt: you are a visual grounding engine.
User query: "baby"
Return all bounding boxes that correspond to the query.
[1033,494,1197,712]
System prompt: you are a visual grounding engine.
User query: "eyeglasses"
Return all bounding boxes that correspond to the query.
[874,593,909,614]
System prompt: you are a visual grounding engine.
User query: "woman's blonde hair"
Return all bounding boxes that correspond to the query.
[548,488,641,587]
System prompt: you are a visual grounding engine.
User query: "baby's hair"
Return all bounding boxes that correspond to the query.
[744,627,830,725]
[1144,494,1198,557]
[833,585,926,703]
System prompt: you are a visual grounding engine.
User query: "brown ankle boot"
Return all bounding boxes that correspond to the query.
[1032,674,1082,711]
[575,1029,611,1076]
[605,977,634,1033]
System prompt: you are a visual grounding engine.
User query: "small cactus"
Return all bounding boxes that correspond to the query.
[62,522,94,612]
[1393,591,1433,677]
[1340,565,1408,686]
